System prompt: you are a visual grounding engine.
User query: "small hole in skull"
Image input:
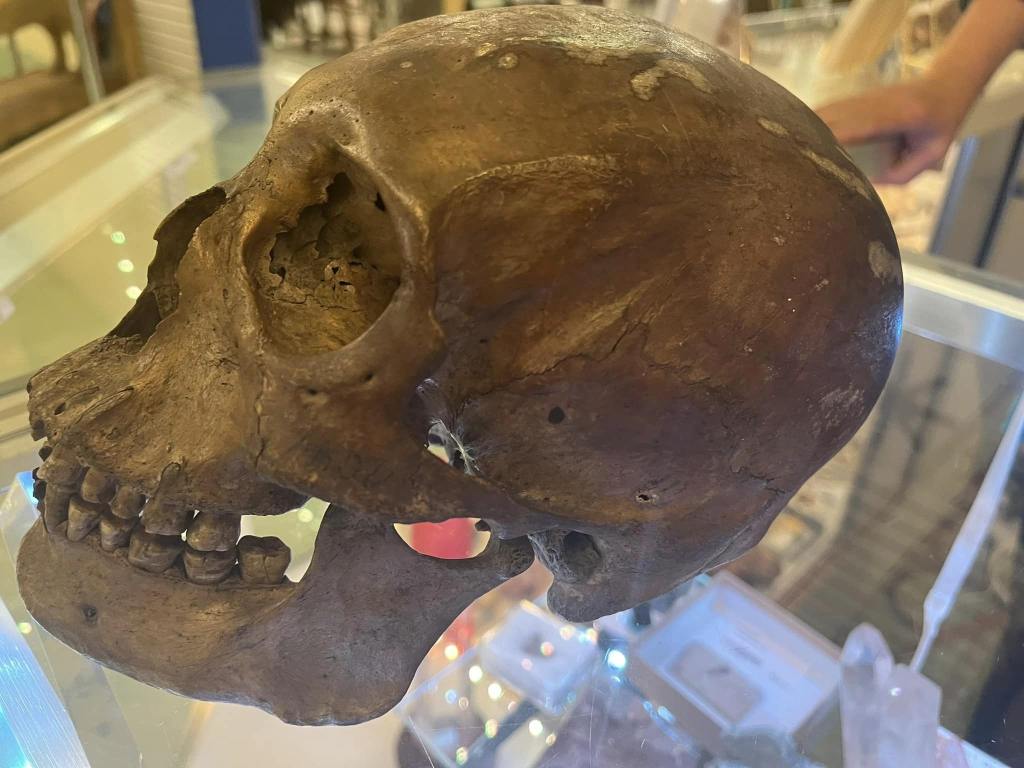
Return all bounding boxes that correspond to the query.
[82,604,98,623]
[394,519,490,560]
[54,402,67,416]
[374,193,387,212]
[635,492,657,504]
[547,406,566,424]
[362,372,374,383]
[305,387,320,397]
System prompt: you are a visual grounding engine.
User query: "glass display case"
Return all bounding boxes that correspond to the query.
[1,50,1024,768]
[0,0,144,151]
[741,6,1024,279]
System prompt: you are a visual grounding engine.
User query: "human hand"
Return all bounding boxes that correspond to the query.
[817,77,971,185]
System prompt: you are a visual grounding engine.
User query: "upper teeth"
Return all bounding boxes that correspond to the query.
[34,453,292,586]
[186,511,240,552]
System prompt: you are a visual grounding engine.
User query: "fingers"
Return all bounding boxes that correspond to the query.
[817,82,934,145]
[817,88,911,145]
[877,138,951,184]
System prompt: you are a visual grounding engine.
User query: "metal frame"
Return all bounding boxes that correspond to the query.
[903,255,1024,373]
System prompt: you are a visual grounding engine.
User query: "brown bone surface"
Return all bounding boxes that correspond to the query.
[16,6,902,725]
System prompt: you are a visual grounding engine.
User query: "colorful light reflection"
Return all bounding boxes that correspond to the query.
[606,649,627,670]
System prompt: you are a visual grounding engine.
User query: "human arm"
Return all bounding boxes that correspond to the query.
[817,0,1024,184]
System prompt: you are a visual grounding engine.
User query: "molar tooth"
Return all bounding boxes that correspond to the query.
[42,484,74,532]
[237,536,291,584]
[109,487,146,519]
[127,527,183,573]
[66,497,104,542]
[99,512,135,552]
[80,468,116,504]
[141,500,193,535]
[183,546,236,585]
[185,512,240,552]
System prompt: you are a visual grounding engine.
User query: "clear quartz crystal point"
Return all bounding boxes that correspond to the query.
[879,665,940,768]
[841,623,894,768]
[841,623,941,768]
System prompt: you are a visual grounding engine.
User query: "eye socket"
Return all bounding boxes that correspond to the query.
[255,171,401,356]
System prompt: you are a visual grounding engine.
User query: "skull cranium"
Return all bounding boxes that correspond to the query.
[17,5,901,725]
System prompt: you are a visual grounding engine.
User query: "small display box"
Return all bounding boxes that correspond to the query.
[628,572,839,757]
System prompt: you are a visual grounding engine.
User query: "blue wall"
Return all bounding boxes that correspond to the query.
[191,0,263,70]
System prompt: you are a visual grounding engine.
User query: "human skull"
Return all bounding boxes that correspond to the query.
[17,6,902,725]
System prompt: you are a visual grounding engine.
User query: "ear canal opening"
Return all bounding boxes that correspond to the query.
[254,169,401,356]
[529,529,602,584]
[110,186,227,342]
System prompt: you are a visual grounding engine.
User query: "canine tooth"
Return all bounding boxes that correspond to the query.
[32,472,47,507]
[237,536,291,584]
[186,512,240,552]
[127,527,183,573]
[66,497,104,542]
[42,484,74,531]
[80,468,116,504]
[183,546,236,585]
[109,487,146,519]
[141,500,192,535]
[99,513,135,551]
